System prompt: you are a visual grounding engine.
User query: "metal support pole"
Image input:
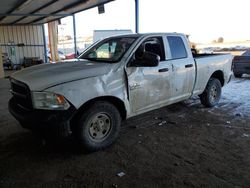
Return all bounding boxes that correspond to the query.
[135,0,139,33]
[42,24,48,63]
[72,14,77,57]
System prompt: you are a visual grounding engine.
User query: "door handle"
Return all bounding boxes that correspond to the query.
[158,68,169,72]
[185,64,193,68]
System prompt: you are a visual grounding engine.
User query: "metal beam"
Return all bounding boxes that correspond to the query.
[30,0,114,24]
[0,13,72,17]
[135,0,139,33]
[0,23,42,26]
[31,17,65,25]
[12,0,60,24]
[42,24,48,63]
[30,0,88,24]
[65,0,114,17]
[0,0,28,21]
[0,44,44,47]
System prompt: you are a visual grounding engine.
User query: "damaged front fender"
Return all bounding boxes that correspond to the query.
[45,68,131,118]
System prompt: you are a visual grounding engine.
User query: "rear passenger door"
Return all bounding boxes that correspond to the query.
[166,35,196,101]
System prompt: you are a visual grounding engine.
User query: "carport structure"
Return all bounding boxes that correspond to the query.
[0,0,129,66]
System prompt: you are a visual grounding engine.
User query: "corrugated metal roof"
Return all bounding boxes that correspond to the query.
[0,0,114,25]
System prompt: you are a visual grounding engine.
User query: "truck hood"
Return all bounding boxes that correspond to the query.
[11,60,112,91]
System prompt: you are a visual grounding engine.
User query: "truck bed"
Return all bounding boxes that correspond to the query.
[193,53,226,58]
[192,53,232,95]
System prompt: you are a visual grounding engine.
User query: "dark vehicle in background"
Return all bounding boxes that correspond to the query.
[233,50,250,78]
[22,57,44,68]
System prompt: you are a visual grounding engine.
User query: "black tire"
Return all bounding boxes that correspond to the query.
[75,101,121,151]
[234,73,242,78]
[199,78,222,107]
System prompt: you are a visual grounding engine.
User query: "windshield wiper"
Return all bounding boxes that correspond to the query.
[78,57,118,63]
[78,57,96,61]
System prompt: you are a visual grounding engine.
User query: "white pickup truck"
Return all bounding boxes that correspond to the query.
[9,33,233,151]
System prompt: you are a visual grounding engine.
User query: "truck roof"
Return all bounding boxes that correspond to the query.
[105,32,185,38]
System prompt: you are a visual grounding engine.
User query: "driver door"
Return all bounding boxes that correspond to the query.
[126,37,174,113]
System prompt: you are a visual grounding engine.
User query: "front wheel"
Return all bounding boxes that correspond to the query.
[74,101,121,152]
[199,78,222,107]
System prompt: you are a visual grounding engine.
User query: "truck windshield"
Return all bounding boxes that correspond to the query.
[78,36,137,63]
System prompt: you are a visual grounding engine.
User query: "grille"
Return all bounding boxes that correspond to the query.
[10,79,32,110]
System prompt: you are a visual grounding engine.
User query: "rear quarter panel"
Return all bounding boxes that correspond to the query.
[193,54,233,95]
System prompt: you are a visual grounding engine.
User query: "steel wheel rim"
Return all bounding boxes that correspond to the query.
[210,85,218,103]
[88,113,112,142]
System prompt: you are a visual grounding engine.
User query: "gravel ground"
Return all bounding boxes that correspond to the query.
[1,74,250,188]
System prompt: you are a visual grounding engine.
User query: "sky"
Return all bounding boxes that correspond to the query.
[58,0,250,43]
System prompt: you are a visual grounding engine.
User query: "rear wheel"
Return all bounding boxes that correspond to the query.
[199,78,222,107]
[234,73,242,78]
[74,101,121,151]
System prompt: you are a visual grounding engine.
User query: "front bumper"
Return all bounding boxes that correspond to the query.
[8,97,76,137]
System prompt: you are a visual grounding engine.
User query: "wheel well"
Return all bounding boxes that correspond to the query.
[70,96,127,128]
[210,70,224,86]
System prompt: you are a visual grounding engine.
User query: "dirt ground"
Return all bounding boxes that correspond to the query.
[1,73,250,188]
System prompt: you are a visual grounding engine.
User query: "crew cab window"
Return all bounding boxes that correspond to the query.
[167,36,187,59]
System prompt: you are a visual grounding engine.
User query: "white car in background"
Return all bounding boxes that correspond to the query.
[199,47,214,54]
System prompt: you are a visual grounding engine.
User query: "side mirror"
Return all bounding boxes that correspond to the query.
[141,51,160,67]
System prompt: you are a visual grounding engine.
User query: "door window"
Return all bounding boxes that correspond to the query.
[130,37,165,67]
[167,36,187,59]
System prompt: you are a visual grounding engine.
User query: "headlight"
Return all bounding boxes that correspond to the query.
[32,92,70,110]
